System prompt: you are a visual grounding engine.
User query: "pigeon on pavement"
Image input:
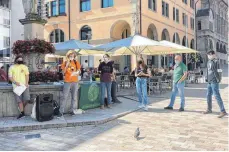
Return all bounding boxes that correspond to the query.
[134,127,140,140]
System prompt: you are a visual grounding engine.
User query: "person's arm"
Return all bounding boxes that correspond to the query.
[61,61,68,74]
[141,68,151,77]
[25,66,29,87]
[178,65,188,83]
[8,67,20,86]
[212,61,220,83]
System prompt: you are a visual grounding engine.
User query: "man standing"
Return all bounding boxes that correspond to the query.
[164,54,188,112]
[203,50,227,118]
[58,50,81,118]
[9,55,30,119]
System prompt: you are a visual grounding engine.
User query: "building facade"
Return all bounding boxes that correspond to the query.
[0,0,10,59]
[44,0,195,71]
[196,0,228,67]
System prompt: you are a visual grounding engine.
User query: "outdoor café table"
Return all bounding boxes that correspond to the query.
[78,81,101,110]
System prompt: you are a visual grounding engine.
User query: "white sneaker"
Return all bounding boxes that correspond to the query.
[138,104,144,108]
[144,106,148,111]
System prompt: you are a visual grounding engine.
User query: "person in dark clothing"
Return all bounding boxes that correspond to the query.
[98,54,113,109]
[111,67,121,104]
[203,50,227,118]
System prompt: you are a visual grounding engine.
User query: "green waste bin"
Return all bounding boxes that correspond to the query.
[78,81,101,110]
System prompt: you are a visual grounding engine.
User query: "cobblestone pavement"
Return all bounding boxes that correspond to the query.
[0,68,228,151]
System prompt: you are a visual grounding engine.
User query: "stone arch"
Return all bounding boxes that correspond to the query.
[110,20,131,40]
[172,33,180,44]
[147,23,158,40]
[190,39,195,49]
[161,29,170,41]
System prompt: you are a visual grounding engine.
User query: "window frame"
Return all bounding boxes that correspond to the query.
[101,0,114,8]
[50,29,65,43]
[80,26,92,40]
[80,0,91,12]
[162,1,169,18]
[148,0,156,12]
[51,1,57,16]
[198,21,201,30]
[59,0,66,15]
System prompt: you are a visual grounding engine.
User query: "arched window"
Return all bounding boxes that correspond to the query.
[122,29,130,39]
[80,25,92,40]
[223,45,226,54]
[216,42,219,52]
[190,39,195,49]
[220,44,223,53]
[161,29,170,41]
[209,39,213,50]
[50,29,65,43]
[182,36,188,47]
[198,21,201,30]
[172,33,180,44]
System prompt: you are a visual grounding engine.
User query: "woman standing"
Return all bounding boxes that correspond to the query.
[135,58,151,111]
[98,54,113,109]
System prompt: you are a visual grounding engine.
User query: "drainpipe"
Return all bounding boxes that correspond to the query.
[68,0,71,40]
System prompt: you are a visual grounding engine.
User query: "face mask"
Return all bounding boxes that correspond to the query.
[138,61,143,65]
[17,61,23,64]
[175,60,180,65]
[69,57,74,61]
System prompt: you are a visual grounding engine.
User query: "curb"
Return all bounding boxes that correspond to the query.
[0,107,141,133]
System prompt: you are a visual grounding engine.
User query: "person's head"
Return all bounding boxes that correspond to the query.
[103,54,110,63]
[137,59,145,68]
[85,60,88,63]
[174,54,182,65]
[207,50,216,60]
[99,59,102,63]
[14,55,24,64]
[66,50,76,61]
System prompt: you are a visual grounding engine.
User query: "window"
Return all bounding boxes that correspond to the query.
[3,37,10,48]
[182,0,187,4]
[80,0,91,12]
[162,1,169,17]
[59,0,65,14]
[102,0,113,8]
[176,9,179,22]
[80,26,92,40]
[190,0,194,9]
[198,21,201,30]
[51,1,57,16]
[45,3,50,17]
[122,29,130,39]
[173,8,179,22]
[50,29,65,43]
[149,0,156,11]
[3,19,10,27]
[182,13,188,26]
[190,17,194,30]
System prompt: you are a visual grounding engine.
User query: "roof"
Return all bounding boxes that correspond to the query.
[196,9,209,17]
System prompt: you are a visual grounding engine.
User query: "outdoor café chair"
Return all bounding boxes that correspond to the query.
[148,77,161,95]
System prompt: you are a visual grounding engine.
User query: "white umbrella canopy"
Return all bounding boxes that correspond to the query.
[159,40,199,54]
[53,39,105,56]
[94,35,178,56]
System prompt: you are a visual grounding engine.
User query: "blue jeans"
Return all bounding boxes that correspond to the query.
[101,82,112,105]
[136,77,148,106]
[207,83,226,112]
[168,82,185,108]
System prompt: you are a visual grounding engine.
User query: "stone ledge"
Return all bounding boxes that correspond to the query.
[0,97,140,132]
